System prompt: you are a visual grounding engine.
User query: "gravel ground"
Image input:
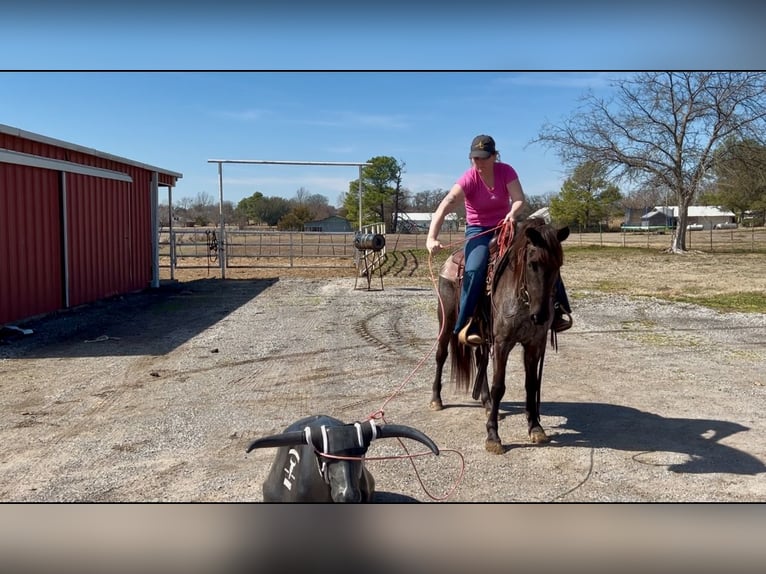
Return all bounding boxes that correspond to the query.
[1,270,764,502]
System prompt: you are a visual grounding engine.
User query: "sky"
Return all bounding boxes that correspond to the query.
[2,1,764,209]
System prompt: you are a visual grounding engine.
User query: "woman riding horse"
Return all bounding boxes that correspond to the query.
[426,134,572,344]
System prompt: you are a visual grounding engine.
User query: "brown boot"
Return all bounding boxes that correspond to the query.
[552,307,573,333]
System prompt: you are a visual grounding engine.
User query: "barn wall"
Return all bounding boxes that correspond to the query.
[1,127,179,325]
[65,170,152,307]
[0,163,63,324]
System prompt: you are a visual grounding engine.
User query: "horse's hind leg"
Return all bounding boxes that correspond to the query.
[471,344,490,412]
[430,329,450,411]
[430,280,456,411]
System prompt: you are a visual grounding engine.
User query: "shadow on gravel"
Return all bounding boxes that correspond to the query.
[2,278,279,359]
[372,491,420,502]
[496,400,765,476]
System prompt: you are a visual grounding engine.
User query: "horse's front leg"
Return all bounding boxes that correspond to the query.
[485,342,511,454]
[524,345,550,444]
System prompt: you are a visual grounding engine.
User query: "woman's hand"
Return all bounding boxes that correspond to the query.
[426,237,443,254]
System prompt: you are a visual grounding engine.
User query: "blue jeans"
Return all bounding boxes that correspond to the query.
[454,225,494,334]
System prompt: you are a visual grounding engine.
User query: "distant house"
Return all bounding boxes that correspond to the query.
[625,205,736,230]
[303,215,353,232]
[528,206,551,223]
[396,212,459,233]
[681,206,736,230]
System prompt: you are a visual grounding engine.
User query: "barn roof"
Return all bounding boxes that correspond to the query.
[0,123,183,179]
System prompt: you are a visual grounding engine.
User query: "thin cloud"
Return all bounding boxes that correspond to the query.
[495,72,621,90]
[299,111,410,130]
[212,109,273,122]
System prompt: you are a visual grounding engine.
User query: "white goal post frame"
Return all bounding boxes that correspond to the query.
[207,158,371,279]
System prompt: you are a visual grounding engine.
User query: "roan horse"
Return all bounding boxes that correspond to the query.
[429,217,570,454]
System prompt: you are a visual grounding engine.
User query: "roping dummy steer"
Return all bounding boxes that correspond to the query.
[247,414,440,502]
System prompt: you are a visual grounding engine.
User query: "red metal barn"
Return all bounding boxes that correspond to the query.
[0,124,182,326]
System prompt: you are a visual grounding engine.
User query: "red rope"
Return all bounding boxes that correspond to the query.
[496,219,515,262]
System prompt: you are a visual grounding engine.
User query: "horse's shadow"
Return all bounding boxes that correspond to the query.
[448,399,764,475]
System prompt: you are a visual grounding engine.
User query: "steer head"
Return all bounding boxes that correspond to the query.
[247,415,439,502]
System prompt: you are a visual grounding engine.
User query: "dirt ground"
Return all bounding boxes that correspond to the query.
[1,248,765,502]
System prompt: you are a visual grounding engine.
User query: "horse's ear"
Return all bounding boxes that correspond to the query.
[525,226,545,247]
[557,226,570,243]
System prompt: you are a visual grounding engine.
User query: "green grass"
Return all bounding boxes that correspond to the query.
[383,245,765,314]
[623,331,704,348]
[669,292,766,313]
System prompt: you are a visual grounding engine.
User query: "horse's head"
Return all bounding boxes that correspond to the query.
[505,218,569,326]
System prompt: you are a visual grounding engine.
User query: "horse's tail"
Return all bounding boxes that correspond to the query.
[449,333,474,393]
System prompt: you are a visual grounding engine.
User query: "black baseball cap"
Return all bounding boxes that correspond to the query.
[470,135,496,159]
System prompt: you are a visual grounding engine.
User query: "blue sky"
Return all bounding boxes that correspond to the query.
[2,2,764,208]
[1,71,622,207]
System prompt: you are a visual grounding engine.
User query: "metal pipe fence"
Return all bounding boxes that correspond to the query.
[569,226,766,252]
[158,226,765,276]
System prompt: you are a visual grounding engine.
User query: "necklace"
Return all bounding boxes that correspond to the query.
[478,165,495,191]
[481,174,495,191]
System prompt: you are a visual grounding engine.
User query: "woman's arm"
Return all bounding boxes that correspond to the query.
[503,178,526,224]
[426,184,464,253]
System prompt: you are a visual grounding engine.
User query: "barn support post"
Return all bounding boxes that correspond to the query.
[167,183,175,281]
[59,170,70,309]
[150,171,160,288]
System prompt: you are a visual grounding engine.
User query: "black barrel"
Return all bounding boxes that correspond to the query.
[353,233,386,251]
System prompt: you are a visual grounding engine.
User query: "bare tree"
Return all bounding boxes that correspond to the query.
[533,72,766,252]
[294,187,310,205]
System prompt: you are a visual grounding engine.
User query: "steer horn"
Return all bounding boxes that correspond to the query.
[246,419,439,456]
[366,421,440,455]
[246,430,307,453]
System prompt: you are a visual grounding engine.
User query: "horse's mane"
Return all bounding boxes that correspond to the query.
[492,218,564,295]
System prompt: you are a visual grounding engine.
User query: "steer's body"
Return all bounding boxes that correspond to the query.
[247,414,438,503]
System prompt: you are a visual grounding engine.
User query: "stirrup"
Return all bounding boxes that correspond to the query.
[458,320,484,346]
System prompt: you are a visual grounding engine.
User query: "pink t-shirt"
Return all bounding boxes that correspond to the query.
[457,162,519,226]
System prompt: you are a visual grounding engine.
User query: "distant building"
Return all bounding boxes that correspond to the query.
[396,212,459,233]
[303,215,353,232]
[621,205,736,230]
[639,206,735,230]
[681,206,736,230]
[528,206,551,223]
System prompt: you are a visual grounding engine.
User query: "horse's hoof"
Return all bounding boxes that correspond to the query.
[485,439,504,454]
[429,400,444,411]
[529,426,550,444]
